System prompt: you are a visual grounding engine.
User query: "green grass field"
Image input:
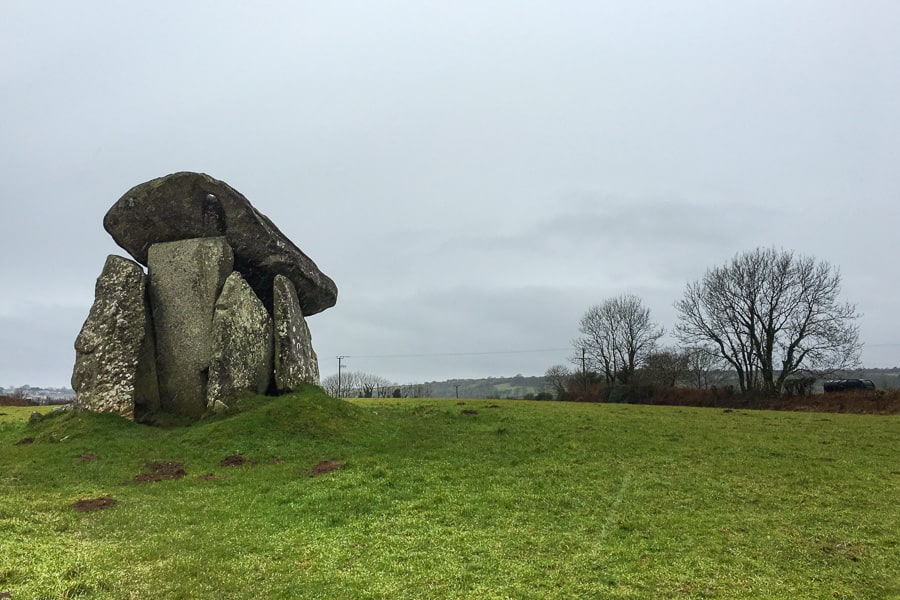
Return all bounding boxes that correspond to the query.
[1,388,897,599]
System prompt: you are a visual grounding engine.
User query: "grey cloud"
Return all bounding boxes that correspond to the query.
[313,284,590,382]
[0,305,83,388]
[3,1,899,386]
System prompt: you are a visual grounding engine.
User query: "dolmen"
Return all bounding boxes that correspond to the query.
[71,172,337,421]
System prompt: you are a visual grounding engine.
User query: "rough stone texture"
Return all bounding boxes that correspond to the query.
[273,274,320,390]
[148,237,234,418]
[103,171,337,315]
[72,255,160,419]
[207,271,274,411]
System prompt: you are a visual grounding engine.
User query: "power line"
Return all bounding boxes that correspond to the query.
[340,347,571,360]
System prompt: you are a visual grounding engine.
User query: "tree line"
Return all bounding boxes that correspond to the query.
[320,371,432,399]
[548,247,861,400]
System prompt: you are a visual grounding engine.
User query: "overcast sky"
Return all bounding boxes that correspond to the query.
[2,1,899,388]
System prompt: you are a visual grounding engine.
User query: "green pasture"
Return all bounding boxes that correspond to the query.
[1,388,897,599]
[0,406,53,425]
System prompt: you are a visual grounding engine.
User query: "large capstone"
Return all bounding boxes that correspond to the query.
[273,274,320,390]
[103,172,337,315]
[148,237,234,418]
[72,255,160,419]
[207,271,274,411]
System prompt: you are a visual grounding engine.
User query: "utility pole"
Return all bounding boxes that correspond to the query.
[337,355,348,398]
[580,347,587,390]
[454,384,460,399]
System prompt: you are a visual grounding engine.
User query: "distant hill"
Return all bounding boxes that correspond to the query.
[424,375,547,399]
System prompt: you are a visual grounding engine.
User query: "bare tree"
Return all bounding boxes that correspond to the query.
[321,372,353,397]
[640,347,689,387]
[376,384,395,398]
[682,345,727,389]
[321,373,338,397]
[355,372,394,398]
[576,294,664,385]
[401,383,432,398]
[675,247,861,394]
[322,371,394,398]
[544,364,573,400]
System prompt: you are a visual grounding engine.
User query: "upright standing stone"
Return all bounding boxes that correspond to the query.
[207,271,274,411]
[148,237,233,418]
[72,255,160,419]
[273,274,320,390]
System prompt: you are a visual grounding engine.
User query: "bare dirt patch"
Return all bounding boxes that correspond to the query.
[266,457,282,465]
[15,437,34,446]
[72,496,117,512]
[197,473,228,481]
[76,452,98,462]
[310,460,343,477]
[220,454,249,467]
[129,461,186,483]
[461,409,479,415]
[487,404,501,409]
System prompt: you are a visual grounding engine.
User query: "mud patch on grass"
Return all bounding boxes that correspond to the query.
[15,437,34,446]
[72,496,117,512]
[266,457,282,465]
[220,454,250,467]
[461,409,479,415]
[198,473,228,481]
[310,460,343,477]
[129,461,186,483]
[76,452,98,462]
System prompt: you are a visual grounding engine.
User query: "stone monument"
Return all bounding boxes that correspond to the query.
[71,172,337,420]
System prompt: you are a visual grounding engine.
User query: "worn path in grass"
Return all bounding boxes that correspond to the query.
[0,390,897,599]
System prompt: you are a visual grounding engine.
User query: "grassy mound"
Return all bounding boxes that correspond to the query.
[1,392,897,598]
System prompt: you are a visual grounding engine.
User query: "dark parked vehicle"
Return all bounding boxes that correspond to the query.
[823,379,876,393]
